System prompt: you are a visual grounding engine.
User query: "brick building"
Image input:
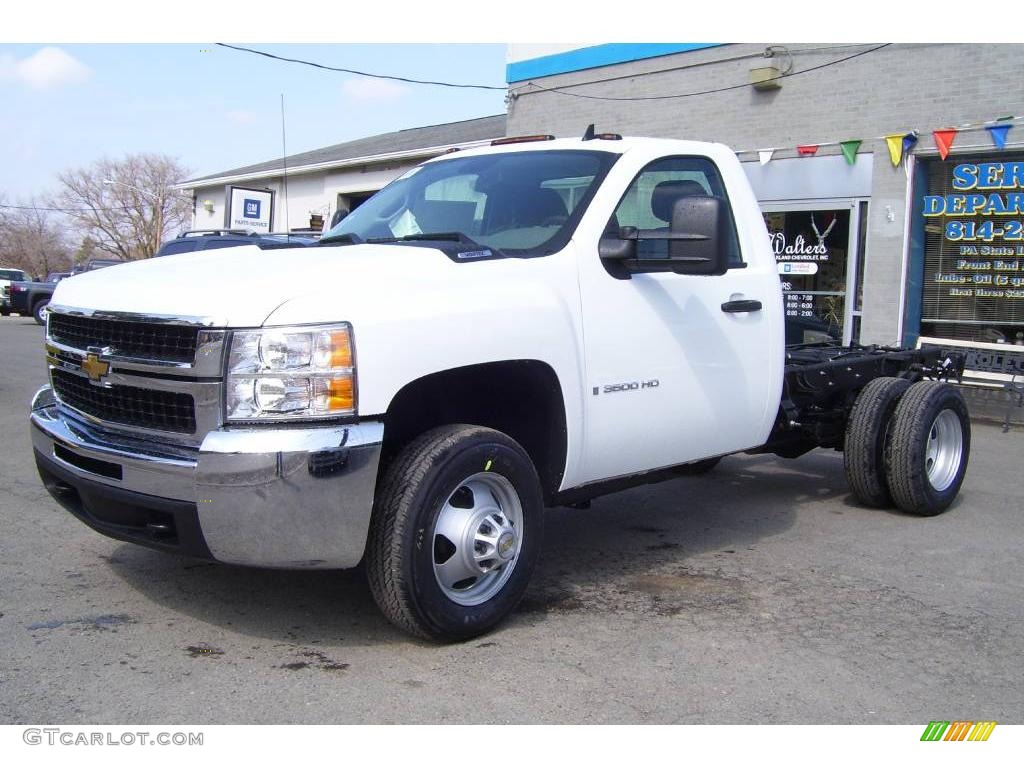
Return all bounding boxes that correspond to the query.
[506,43,1024,359]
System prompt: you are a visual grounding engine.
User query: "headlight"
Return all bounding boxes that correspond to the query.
[226,323,355,421]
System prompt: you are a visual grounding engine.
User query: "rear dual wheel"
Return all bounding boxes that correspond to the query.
[884,381,970,516]
[844,377,911,507]
[845,378,969,515]
[366,425,543,641]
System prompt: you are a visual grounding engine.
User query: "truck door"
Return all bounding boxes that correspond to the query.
[576,154,783,485]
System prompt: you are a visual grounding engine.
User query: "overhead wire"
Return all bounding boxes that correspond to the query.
[515,43,893,102]
[215,43,895,103]
[215,43,507,91]
[0,203,136,213]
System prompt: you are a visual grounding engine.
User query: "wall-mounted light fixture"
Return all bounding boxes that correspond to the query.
[202,199,215,214]
[751,45,792,92]
[750,65,782,91]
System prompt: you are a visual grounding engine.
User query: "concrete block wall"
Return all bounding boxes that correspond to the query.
[507,43,1024,344]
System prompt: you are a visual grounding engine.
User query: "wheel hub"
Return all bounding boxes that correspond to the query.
[925,408,963,492]
[432,472,524,606]
[496,531,517,560]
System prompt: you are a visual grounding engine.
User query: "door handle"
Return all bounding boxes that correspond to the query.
[721,299,762,313]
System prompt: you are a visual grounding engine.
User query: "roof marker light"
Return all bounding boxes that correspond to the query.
[490,135,556,146]
[582,123,622,141]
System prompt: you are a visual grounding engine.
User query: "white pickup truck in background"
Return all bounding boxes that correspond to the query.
[30,132,970,640]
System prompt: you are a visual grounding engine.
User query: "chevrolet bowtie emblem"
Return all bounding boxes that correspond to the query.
[81,353,110,382]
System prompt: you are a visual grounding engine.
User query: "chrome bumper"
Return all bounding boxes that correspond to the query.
[30,386,383,569]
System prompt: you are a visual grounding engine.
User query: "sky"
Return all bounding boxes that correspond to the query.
[0,43,508,200]
[0,2,1010,205]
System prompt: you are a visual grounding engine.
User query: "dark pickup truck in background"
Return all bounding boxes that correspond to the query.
[8,231,318,324]
[8,260,123,324]
[155,229,318,256]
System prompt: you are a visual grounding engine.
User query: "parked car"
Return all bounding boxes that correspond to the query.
[10,260,122,324]
[156,230,318,256]
[69,259,124,275]
[0,267,29,316]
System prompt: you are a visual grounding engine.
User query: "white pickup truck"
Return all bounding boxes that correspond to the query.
[31,133,970,640]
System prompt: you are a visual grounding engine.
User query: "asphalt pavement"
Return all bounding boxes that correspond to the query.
[1,314,1021,724]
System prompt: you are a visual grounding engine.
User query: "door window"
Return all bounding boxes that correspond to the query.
[610,156,743,266]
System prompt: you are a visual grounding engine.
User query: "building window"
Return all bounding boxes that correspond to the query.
[917,152,1024,345]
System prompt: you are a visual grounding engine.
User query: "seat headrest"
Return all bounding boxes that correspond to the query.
[651,180,708,221]
[519,187,567,225]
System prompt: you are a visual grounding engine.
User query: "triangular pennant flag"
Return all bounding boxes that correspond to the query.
[933,128,957,161]
[902,132,919,157]
[840,140,861,165]
[759,149,774,166]
[885,134,905,167]
[986,124,1012,150]
[796,145,819,157]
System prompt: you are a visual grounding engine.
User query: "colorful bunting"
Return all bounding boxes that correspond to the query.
[986,124,1012,150]
[902,131,919,157]
[735,114,1020,165]
[885,134,905,167]
[839,140,861,165]
[933,128,957,160]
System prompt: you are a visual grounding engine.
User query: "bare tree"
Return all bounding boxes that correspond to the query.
[51,154,192,261]
[0,197,72,277]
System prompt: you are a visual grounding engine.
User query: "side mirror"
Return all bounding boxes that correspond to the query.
[599,197,731,277]
[665,196,729,276]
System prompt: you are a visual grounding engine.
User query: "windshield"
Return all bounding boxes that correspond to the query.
[0,269,27,281]
[322,149,618,256]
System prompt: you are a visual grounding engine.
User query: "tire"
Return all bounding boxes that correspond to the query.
[0,304,9,317]
[32,299,49,325]
[677,456,722,475]
[884,381,970,516]
[366,425,544,641]
[844,377,911,507]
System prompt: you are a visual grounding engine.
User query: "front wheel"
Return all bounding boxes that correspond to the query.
[884,381,970,516]
[32,299,49,325]
[366,425,543,641]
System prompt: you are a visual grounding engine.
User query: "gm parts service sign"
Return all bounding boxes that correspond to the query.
[226,186,274,234]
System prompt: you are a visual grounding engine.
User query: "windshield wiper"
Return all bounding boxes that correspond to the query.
[370,231,499,254]
[367,231,472,244]
[319,232,363,246]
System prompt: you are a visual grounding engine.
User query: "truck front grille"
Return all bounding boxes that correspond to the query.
[49,313,200,364]
[52,368,197,434]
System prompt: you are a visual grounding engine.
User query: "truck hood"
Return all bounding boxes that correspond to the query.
[49,244,465,327]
